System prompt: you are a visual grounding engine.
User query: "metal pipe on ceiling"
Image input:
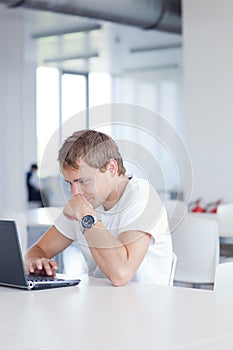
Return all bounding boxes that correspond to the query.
[0,0,182,34]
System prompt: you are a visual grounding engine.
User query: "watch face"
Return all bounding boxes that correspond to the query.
[82,215,96,229]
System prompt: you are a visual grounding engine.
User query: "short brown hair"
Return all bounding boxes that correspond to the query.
[58,129,126,175]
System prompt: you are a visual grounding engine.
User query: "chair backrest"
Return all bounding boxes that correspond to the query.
[172,216,219,284]
[214,262,233,292]
[169,253,177,286]
[164,200,187,233]
[217,204,233,237]
[0,210,27,254]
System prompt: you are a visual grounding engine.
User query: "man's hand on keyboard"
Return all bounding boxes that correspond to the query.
[25,257,58,277]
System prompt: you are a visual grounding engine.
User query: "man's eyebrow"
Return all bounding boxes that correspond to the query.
[64,177,87,183]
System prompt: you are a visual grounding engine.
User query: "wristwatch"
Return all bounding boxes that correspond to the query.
[81,215,99,231]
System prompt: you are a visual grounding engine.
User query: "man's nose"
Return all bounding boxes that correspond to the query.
[71,183,82,195]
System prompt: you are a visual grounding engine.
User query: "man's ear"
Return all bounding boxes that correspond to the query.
[107,158,118,176]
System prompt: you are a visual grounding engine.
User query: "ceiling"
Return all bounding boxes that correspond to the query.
[0,3,182,74]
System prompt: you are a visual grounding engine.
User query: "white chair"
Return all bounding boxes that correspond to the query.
[217,203,233,259]
[0,210,27,254]
[217,203,233,238]
[214,262,233,293]
[169,253,177,286]
[172,216,220,287]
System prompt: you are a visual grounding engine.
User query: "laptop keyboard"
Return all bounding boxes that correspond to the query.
[27,274,63,282]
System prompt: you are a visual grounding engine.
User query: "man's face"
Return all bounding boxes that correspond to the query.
[62,160,113,209]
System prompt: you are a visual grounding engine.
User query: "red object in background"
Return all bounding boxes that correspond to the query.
[189,198,206,213]
[192,205,205,213]
[205,199,223,213]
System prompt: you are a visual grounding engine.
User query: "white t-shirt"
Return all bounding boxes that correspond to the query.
[55,175,173,285]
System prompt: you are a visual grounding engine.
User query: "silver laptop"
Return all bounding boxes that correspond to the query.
[0,220,81,290]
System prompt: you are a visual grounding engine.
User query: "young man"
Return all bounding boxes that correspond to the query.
[25,129,173,286]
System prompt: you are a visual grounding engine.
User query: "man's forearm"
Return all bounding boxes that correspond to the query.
[84,222,131,286]
[25,245,47,261]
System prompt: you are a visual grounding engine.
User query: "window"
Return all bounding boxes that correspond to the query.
[36,67,59,173]
[36,68,88,176]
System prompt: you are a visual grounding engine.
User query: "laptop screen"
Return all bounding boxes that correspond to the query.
[0,220,28,287]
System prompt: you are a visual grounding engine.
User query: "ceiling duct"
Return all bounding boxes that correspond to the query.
[0,0,182,34]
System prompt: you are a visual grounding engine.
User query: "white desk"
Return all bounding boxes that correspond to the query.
[26,206,63,228]
[0,278,233,349]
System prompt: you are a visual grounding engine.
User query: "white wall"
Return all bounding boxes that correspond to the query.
[110,68,189,201]
[183,0,233,204]
[0,16,37,211]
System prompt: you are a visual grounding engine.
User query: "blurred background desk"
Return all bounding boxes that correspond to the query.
[188,212,233,261]
[188,212,233,243]
[26,206,62,230]
[1,278,233,349]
